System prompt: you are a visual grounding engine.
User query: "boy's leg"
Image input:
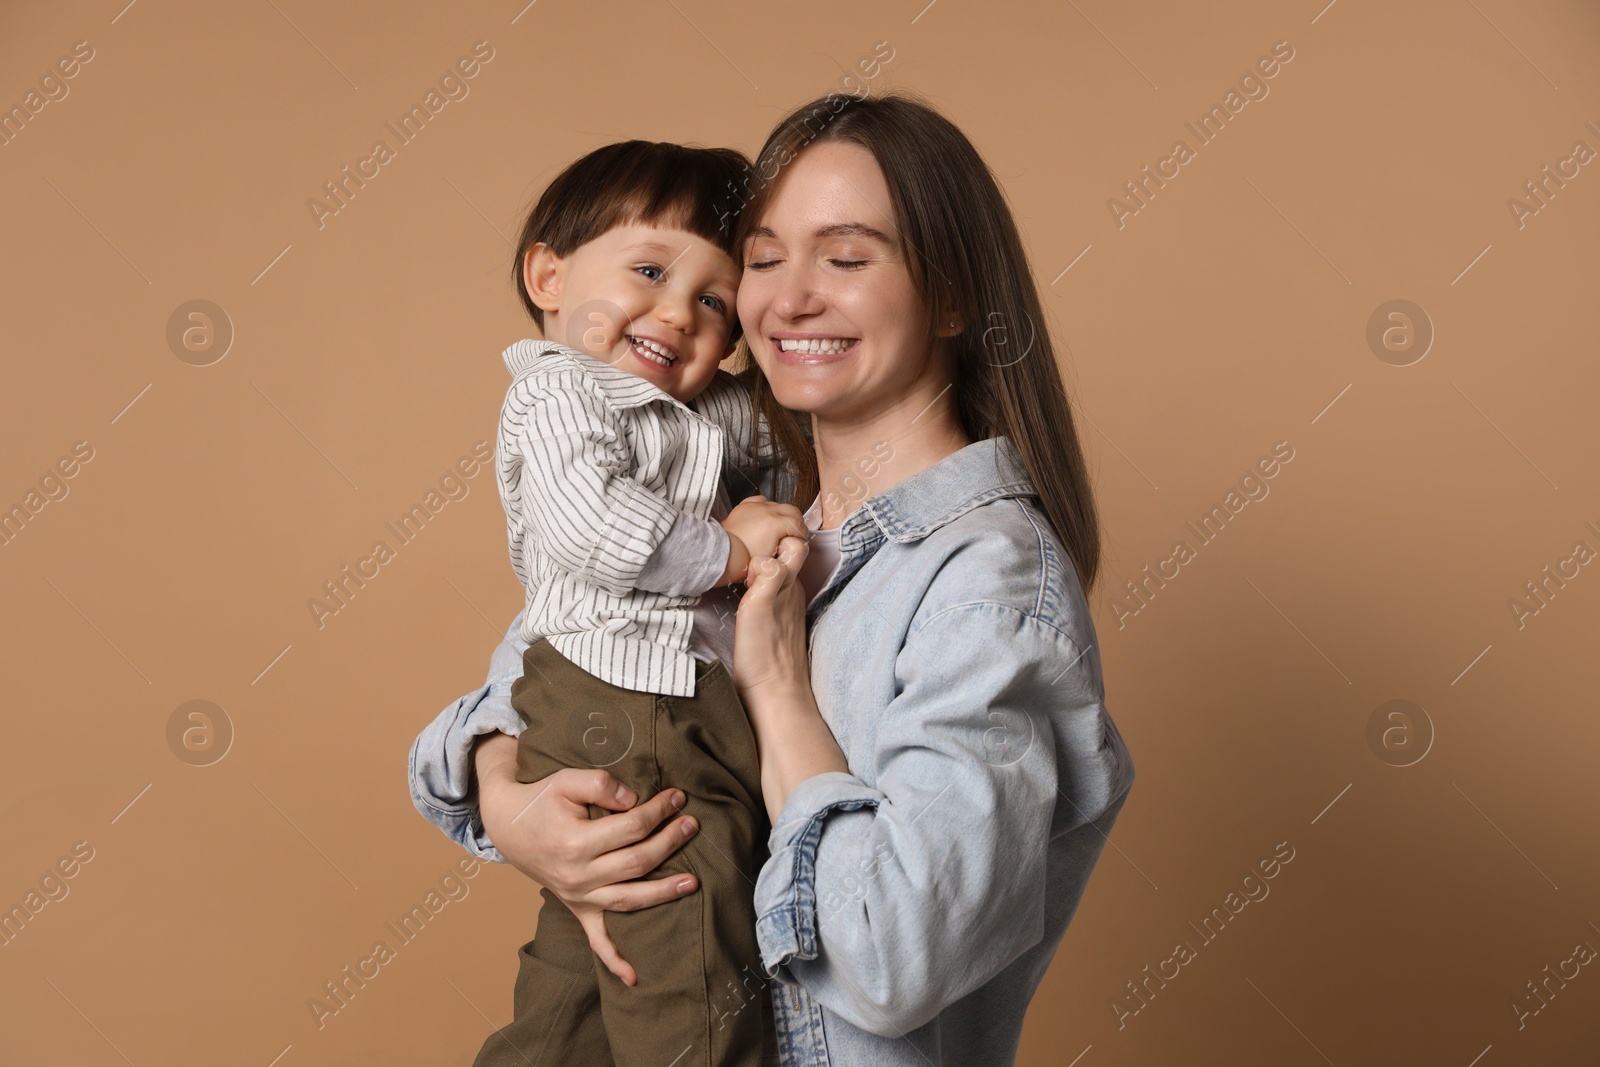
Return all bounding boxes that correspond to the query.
[596,657,769,1067]
[513,642,769,1067]
[472,888,615,1067]
[474,639,630,1067]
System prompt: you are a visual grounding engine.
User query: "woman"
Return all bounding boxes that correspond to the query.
[410,92,1135,1066]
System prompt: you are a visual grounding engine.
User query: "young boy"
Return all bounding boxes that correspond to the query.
[472,141,802,1067]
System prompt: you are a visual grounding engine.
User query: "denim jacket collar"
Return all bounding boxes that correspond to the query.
[810,436,1036,617]
[858,436,1034,543]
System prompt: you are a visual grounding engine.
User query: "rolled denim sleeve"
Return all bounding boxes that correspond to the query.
[407,608,531,863]
[752,602,1128,1037]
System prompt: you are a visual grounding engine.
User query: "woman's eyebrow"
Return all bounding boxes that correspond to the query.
[814,222,891,241]
[744,223,892,241]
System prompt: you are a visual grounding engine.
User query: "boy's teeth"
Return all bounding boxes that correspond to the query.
[779,338,854,354]
[631,336,674,365]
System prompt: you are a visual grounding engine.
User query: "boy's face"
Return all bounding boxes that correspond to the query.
[528,223,742,403]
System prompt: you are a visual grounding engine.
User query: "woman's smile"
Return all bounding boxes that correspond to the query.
[772,333,861,364]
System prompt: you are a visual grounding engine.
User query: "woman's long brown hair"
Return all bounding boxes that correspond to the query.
[736,91,1103,594]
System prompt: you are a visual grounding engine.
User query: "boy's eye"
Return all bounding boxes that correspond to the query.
[699,294,727,313]
[635,264,666,281]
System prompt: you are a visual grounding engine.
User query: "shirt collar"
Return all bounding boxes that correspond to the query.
[854,436,1036,544]
[501,338,691,413]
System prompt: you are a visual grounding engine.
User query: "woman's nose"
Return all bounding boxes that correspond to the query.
[772,262,823,321]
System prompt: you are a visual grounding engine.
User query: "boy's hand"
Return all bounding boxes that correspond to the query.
[718,496,806,584]
[719,532,752,587]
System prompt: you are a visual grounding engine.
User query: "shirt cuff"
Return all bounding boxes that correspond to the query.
[753,771,885,978]
[634,511,730,596]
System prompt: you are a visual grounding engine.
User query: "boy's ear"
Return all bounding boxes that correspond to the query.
[523,243,564,315]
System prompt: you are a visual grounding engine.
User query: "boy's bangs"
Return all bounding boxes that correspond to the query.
[610,173,744,258]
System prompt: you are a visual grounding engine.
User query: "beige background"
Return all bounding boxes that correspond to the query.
[2,0,1598,1063]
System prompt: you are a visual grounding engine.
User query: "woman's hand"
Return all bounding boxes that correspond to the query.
[734,536,851,823]
[733,534,813,700]
[473,732,700,986]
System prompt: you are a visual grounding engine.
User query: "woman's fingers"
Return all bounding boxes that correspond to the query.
[585,786,692,855]
[745,537,805,600]
[574,907,638,986]
[544,768,700,884]
[588,809,701,885]
[590,869,700,914]
[742,556,784,602]
[775,534,808,574]
[551,767,639,812]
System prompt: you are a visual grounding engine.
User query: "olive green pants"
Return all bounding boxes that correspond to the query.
[472,639,777,1067]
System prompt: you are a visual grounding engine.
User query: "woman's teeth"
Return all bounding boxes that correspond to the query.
[630,336,676,366]
[779,338,855,354]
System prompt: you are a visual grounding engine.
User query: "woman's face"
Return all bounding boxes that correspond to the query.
[738,141,947,423]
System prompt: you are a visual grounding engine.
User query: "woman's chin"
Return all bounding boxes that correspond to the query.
[767,378,842,416]
[756,360,838,403]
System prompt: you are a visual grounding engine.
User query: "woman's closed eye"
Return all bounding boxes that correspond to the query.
[745,256,867,270]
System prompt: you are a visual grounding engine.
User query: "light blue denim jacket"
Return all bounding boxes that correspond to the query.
[408,436,1135,1066]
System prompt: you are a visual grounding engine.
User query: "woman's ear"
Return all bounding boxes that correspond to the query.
[935,310,966,338]
[523,243,564,315]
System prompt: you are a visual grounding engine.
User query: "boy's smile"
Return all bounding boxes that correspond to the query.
[525,223,742,403]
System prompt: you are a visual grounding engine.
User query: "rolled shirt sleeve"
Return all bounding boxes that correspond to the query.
[634,510,730,596]
[753,602,1123,1037]
[407,609,531,863]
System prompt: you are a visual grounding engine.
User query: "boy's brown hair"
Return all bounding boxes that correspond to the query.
[511,141,752,338]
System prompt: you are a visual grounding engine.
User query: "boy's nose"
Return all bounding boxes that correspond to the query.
[656,293,695,333]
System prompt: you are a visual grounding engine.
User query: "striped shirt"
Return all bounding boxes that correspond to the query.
[495,339,765,697]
